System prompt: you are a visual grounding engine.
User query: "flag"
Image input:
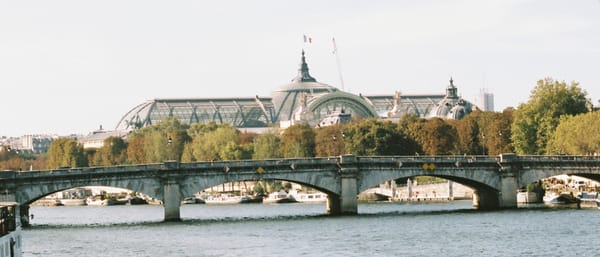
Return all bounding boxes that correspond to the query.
[303,34,312,44]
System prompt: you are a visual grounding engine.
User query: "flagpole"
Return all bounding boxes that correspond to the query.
[332,37,346,91]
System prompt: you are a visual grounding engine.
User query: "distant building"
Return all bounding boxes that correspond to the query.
[112,51,476,134]
[474,88,494,111]
[2,134,57,154]
[426,78,474,120]
[79,126,129,149]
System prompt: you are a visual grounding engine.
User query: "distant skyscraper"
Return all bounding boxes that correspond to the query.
[475,89,494,111]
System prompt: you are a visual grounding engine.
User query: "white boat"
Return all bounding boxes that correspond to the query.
[0,202,22,257]
[86,197,108,206]
[291,191,327,203]
[543,191,580,205]
[263,190,297,204]
[204,194,243,204]
[60,198,86,206]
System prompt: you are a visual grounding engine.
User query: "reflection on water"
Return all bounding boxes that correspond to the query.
[23,201,600,257]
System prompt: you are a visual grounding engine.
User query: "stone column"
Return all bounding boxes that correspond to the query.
[448,180,454,200]
[407,178,412,200]
[499,175,518,208]
[498,153,518,208]
[19,204,30,227]
[163,181,182,221]
[338,155,358,215]
[326,194,341,215]
[472,189,499,210]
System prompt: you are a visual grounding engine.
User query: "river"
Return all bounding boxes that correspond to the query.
[22,201,599,257]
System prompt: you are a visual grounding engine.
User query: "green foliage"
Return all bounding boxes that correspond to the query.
[47,137,87,169]
[344,118,416,156]
[314,125,346,156]
[127,117,191,163]
[252,131,282,159]
[190,123,239,161]
[546,111,600,155]
[95,137,128,165]
[512,78,590,154]
[281,124,315,158]
[419,118,458,155]
[396,115,425,154]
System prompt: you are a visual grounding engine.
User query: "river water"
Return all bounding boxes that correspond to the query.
[22,201,600,257]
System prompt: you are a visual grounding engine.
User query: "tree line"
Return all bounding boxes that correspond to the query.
[0,77,596,170]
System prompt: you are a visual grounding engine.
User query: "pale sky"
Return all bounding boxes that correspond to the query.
[1,0,599,137]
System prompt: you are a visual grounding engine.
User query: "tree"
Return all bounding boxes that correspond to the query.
[126,136,146,164]
[512,78,590,154]
[344,118,415,156]
[485,109,514,155]
[281,124,315,158]
[448,115,480,155]
[546,111,600,155]
[315,125,346,156]
[47,137,87,169]
[98,137,128,165]
[190,124,239,161]
[419,118,458,155]
[126,117,190,163]
[396,114,425,154]
[253,131,283,159]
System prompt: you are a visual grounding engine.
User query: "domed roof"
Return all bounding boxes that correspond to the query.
[272,51,338,121]
[427,78,473,119]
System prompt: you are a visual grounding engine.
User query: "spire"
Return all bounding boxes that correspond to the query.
[292,50,317,83]
[446,77,458,98]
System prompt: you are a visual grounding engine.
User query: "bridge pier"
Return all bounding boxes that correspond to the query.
[163,181,182,222]
[19,204,30,227]
[472,174,518,209]
[328,155,358,215]
[499,174,518,208]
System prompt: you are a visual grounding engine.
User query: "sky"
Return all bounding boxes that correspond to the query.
[1,0,599,137]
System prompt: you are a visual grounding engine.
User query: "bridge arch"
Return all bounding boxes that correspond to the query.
[15,176,163,205]
[514,156,600,188]
[178,168,341,198]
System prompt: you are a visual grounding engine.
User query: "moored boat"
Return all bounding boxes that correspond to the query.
[263,190,297,204]
[204,194,243,205]
[60,198,86,206]
[290,191,327,203]
[543,191,580,206]
[86,196,108,206]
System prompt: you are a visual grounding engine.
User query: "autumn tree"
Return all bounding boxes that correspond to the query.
[281,124,315,158]
[47,137,87,169]
[396,114,425,155]
[97,136,128,165]
[252,131,282,159]
[315,125,346,157]
[419,118,458,155]
[512,78,589,154]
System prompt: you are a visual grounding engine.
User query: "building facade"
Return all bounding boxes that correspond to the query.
[114,51,475,133]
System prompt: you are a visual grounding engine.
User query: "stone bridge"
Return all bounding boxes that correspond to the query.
[1,154,600,223]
